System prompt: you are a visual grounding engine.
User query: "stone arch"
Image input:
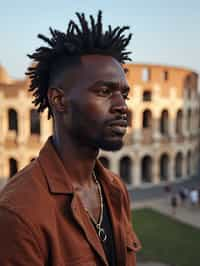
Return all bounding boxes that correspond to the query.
[162,70,169,81]
[8,108,18,133]
[142,67,151,81]
[99,156,110,169]
[186,151,191,176]
[160,153,170,181]
[9,158,18,178]
[160,109,169,135]
[127,109,133,127]
[141,155,152,183]
[120,156,132,184]
[176,109,183,135]
[143,90,152,101]
[143,109,152,128]
[195,146,199,171]
[196,109,199,130]
[30,109,40,135]
[184,75,192,99]
[193,108,198,131]
[175,152,183,178]
[187,109,191,132]
[192,149,198,174]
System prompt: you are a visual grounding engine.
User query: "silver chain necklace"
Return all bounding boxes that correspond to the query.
[84,171,107,242]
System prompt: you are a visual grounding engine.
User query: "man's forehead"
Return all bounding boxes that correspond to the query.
[80,54,123,72]
[59,55,128,91]
[79,55,127,83]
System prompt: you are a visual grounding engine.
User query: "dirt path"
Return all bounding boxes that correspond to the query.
[138,263,170,266]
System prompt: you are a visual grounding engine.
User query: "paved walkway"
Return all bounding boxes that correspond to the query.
[132,197,200,229]
[129,175,200,202]
[138,263,170,266]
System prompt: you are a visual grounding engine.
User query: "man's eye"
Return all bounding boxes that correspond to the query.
[98,87,112,96]
[122,93,130,100]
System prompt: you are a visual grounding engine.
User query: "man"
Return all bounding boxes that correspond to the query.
[0,11,141,265]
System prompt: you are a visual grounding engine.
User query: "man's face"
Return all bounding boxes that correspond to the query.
[60,55,130,151]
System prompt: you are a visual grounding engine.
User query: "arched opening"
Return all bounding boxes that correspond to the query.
[142,68,151,81]
[160,110,169,136]
[192,149,197,174]
[162,70,169,81]
[8,108,18,133]
[176,109,183,135]
[120,156,132,184]
[187,109,191,132]
[9,158,18,178]
[143,109,152,128]
[160,154,169,181]
[192,109,198,131]
[175,152,183,178]
[143,90,152,101]
[196,148,199,171]
[141,155,152,183]
[187,88,192,99]
[195,109,199,131]
[99,156,110,169]
[184,75,192,99]
[187,151,191,176]
[30,109,40,135]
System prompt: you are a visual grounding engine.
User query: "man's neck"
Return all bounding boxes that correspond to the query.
[52,133,99,189]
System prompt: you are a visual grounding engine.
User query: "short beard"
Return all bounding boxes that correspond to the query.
[92,138,124,151]
[68,102,124,152]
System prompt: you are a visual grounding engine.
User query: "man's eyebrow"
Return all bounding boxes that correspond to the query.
[93,80,130,91]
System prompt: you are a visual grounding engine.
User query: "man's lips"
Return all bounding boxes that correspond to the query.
[108,119,128,127]
[107,120,128,135]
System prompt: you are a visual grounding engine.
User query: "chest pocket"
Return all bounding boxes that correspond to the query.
[126,229,142,266]
[126,230,141,252]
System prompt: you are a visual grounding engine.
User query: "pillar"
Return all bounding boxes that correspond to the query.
[152,156,160,184]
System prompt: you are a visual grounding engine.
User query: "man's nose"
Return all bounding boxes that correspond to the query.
[110,92,128,115]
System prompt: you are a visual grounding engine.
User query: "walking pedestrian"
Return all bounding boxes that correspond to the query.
[189,188,199,206]
[170,193,178,216]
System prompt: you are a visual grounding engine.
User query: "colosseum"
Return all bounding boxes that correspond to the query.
[0,63,199,188]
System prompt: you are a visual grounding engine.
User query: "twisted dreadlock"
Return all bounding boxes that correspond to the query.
[26,11,132,119]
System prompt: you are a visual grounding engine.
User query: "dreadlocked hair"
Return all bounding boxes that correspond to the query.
[26,10,133,119]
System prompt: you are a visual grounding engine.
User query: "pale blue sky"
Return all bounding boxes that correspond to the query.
[0,0,200,79]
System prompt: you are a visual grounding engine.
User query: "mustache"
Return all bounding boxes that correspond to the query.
[106,114,128,127]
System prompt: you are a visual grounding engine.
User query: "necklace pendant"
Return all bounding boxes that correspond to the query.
[97,226,107,242]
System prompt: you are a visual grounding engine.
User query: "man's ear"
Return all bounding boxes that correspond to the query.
[48,88,66,112]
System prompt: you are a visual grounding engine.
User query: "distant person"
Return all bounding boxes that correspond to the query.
[189,188,199,206]
[170,193,178,215]
[178,187,188,205]
[164,183,171,193]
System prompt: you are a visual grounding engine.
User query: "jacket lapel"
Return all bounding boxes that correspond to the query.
[71,193,109,266]
[101,176,127,266]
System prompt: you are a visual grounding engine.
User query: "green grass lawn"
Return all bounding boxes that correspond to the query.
[132,208,200,266]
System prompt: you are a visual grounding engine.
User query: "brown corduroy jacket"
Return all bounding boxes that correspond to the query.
[0,137,141,266]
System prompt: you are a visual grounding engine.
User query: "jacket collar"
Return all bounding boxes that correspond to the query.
[38,136,117,195]
[38,136,74,194]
